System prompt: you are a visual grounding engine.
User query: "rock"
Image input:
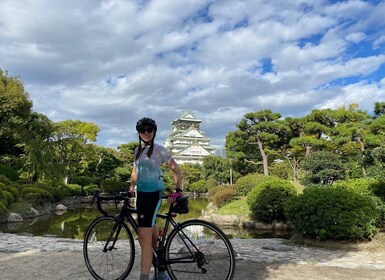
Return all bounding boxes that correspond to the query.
[55,204,68,211]
[7,212,24,223]
[254,222,273,230]
[211,214,240,226]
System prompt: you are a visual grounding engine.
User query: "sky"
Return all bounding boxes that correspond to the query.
[1,0,385,150]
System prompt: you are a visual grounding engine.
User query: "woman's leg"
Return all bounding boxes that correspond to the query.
[138,227,155,274]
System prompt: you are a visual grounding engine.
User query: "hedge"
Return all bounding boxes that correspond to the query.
[285,186,379,240]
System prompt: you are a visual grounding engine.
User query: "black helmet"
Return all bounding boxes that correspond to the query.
[172,196,189,214]
[136,117,157,132]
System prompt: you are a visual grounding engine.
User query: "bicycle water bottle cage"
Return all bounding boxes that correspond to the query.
[172,196,189,214]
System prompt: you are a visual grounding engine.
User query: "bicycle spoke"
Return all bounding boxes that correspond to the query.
[165,219,236,280]
[84,216,135,280]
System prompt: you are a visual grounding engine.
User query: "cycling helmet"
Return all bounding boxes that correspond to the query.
[136,117,157,132]
[172,196,189,214]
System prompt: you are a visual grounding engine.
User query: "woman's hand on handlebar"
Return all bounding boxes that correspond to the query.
[169,187,183,203]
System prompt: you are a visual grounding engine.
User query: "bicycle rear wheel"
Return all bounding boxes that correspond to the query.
[165,219,236,280]
[83,216,135,280]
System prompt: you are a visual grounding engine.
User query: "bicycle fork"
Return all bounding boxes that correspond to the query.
[103,215,123,252]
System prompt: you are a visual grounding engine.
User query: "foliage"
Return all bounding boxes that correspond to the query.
[189,179,207,193]
[301,150,345,185]
[0,182,19,199]
[207,185,227,198]
[236,173,278,196]
[206,178,217,190]
[101,179,128,194]
[61,184,83,196]
[247,179,296,222]
[202,155,231,184]
[285,186,379,240]
[216,197,250,216]
[83,184,100,196]
[213,185,237,207]
[0,202,7,216]
[0,164,19,181]
[69,176,96,186]
[21,186,53,203]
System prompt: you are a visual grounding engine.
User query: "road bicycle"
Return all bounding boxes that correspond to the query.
[83,190,236,280]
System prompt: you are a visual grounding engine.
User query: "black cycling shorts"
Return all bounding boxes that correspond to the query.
[136,191,162,228]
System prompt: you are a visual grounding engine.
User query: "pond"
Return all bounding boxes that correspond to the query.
[0,198,292,240]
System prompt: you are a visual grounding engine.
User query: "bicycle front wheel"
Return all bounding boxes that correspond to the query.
[83,216,135,280]
[165,219,236,280]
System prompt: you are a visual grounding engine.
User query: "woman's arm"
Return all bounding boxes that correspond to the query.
[129,164,137,192]
[167,158,182,191]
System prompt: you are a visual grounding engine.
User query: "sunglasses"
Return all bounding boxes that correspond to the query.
[139,127,154,134]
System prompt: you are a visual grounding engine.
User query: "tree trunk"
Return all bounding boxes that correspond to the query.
[357,138,366,177]
[256,135,269,175]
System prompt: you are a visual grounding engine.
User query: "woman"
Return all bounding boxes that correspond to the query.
[129,117,183,280]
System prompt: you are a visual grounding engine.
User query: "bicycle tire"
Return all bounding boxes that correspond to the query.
[83,216,135,280]
[165,219,236,280]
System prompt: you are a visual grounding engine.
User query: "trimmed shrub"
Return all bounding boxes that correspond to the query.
[213,186,237,207]
[285,186,379,240]
[69,176,96,186]
[190,179,207,193]
[206,179,218,190]
[21,187,53,203]
[370,180,385,202]
[83,184,100,196]
[247,179,296,222]
[334,178,385,226]
[0,175,11,185]
[61,184,83,196]
[236,174,278,196]
[0,202,7,216]
[101,180,128,194]
[207,185,226,198]
[0,164,19,181]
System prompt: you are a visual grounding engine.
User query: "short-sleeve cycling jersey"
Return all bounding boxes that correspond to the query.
[134,143,172,192]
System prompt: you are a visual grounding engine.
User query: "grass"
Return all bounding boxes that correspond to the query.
[216,196,251,217]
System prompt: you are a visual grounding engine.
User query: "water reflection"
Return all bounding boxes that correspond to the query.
[0,198,292,240]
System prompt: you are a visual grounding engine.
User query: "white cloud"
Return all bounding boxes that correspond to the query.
[1,0,385,149]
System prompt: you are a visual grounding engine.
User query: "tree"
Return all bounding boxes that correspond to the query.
[301,150,345,185]
[18,112,62,183]
[374,101,385,117]
[202,155,231,184]
[233,110,290,175]
[0,69,33,157]
[52,120,100,184]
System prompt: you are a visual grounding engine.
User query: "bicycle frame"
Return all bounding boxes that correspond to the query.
[94,192,197,274]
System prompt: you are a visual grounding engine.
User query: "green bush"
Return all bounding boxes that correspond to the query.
[83,184,100,196]
[207,185,226,198]
[69,176,96,186]
[206,179,218,190]
[370,180,385,202]
[0,164,19,181]
[247,179,296,222]
[213,186,237,207]
[0,202,7,216]
[236,174,278,196]
[101,180,128,194]
[61,184,83,196]
[0,175,11,185]
[0,182,19,198]
[21,186,53,203]
[285,186,379,240]
[190,179,207,193]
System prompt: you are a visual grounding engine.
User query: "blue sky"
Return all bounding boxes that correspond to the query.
[1,0,385,149]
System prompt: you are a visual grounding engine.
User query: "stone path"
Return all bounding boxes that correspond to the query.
[1,233,385,270]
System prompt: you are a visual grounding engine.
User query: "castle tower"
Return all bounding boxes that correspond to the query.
[164,112,216,165]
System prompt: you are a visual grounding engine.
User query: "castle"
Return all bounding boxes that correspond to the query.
[164,112,216,165]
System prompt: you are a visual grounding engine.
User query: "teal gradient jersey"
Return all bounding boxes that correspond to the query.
[134,143,173,192]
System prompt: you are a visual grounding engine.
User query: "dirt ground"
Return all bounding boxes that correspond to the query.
[0,250,385,280]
